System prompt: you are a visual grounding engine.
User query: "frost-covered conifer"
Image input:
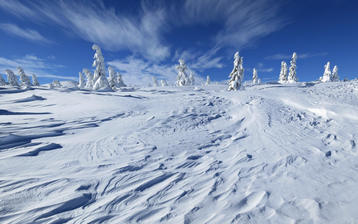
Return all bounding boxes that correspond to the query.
[176,59,189,86]
[228,51,244,91]
[320,62,331,82]
[189,72,195,86]
[278,61,288,83]
[161,80,168,87]
[116,72,126,87]
[92,44,110,91]
[152,76,159,87]
[0,74,6,86]
[5,69,19,87]
[288,52,297,83]
[252,68,259,85]
[331,65,339,81]
[206,75,210,85]
[83,69,94,89]
[32,74,40,86]
[108,66,117,88]
[50,80,61,89]
[17,67,32,88]
[78,72,85,89]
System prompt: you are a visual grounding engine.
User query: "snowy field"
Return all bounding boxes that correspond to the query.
[1,81,358,223]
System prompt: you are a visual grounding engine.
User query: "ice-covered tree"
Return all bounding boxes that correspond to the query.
[278,61,288,83]
[288,52,297,83]
[320,62,331,83]
[108,66,117,88]
[228,51,244,91]
[161,80,168,87]
[5,69,19,87]
[252,68,259,85]
[78,72,85,89]
[206,75,210,85]
[331,65,339,81]
[92,44,110,91]
[152,76,159,87]
[0,74,6,86]
[116,72,126,87]
[83,69,94,89]
[17,67,32,88]
[176,59,189,86]
[50,80,61,89]
[188,72,195,86]
[32,74,40,86]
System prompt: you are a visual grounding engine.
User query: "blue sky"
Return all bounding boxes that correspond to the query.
[0,0,357,85]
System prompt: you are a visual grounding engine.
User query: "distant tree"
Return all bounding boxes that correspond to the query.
[5,69,19,87]
[206,75,211,85]
[92,44,110,91]
[188,72,195,85]
[252,68,259,85]
[176,59,189,86]
[320,61,331,82]
[228,51,244,91]
[78,71,85,89]
[152,76,159,87]
[288,52,297,83]
[331,65,339,81]
[0,74,6,86]
[83,69,94,89]
[116,72,126,87]
[50,80,61,89]
[161,80,168,87]
[108,66,117,88]
[32,74,40,86]
[17,67,32,88]
[278,61,288,83]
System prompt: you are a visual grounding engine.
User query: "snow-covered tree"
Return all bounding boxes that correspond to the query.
[320,62,332,83]
[205,75,210,85]
[32,74,40,86]
[176,59,189,86]
[161,80,168,87]
[78,72,85,89]
[331,65,339,81]
[50,80,61,89]
[288,52,297,83]
[116,72,126,87]
[278,61,288,83]
[252,68,259,85]
[188,72,195,86]
[92,44,110,91]
[108,66,117,88]
[5,69,19,87]
[0,74,6,86]
[228,51,244,91]
[17,67,32,88]
[83,69,94,89]
[152,76,159,87]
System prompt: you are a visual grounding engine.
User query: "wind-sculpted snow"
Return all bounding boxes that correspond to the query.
[0,82,358,223]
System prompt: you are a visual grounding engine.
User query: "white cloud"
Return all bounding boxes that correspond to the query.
[265,52,328,60]
[0,55,72,81]
[0,1,169,61]
[108,56,205,87]
[0,23,50,43]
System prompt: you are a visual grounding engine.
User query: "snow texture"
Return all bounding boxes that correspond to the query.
[1,81,358,223]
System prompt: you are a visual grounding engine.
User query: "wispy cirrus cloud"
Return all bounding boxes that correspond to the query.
[265,52,328,60]
[0,54,72,81]
[0,1,169,61]
[0,23,50,43]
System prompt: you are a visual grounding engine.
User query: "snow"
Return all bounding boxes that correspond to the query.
[1,81,358,223]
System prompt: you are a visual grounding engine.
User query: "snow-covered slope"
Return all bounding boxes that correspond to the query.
[1,81,358,223]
